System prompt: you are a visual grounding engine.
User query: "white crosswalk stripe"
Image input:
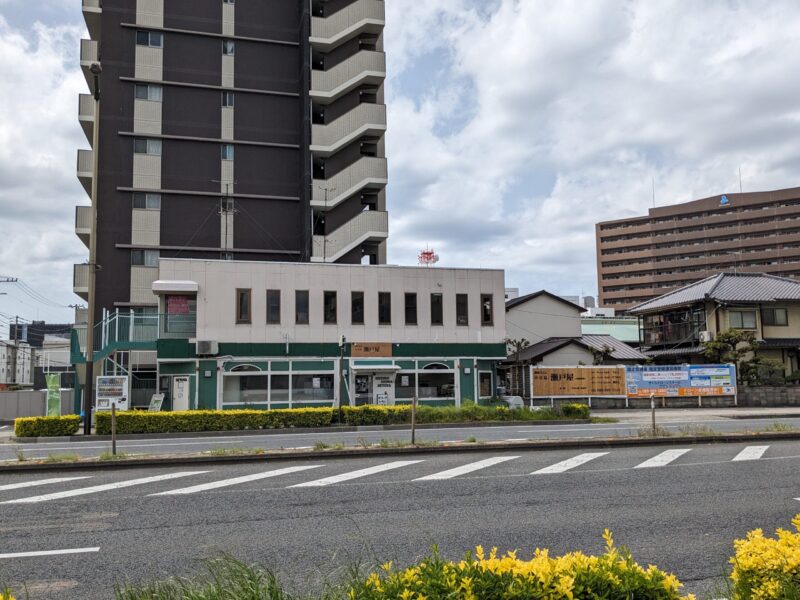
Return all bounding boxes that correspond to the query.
[415,456,519,481]
[151,465,323,496]
[289,460,424,488]
[531,452,609,474]
[0,477,92,492]
[732,446,769,462]
[2,471,210,504]
[635,449,691,469]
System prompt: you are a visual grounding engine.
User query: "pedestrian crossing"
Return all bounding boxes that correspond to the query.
[0,444,790,504]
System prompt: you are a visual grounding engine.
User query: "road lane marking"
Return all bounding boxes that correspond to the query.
[3,471,210,504]
[532,452,609,474]
[732,446,769,462]
[0,425,8,430]
[635,449,691,469]
[414,456,519,480]
[0,547,100,559]
[289,460,423,487]
[151,465,323,495]
[0,477,92,492]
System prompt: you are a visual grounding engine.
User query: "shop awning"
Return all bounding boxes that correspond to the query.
[152,280,199,294]
[351,364,402,372]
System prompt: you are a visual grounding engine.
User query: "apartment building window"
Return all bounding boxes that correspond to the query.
[456,294,469,326]
[378,292,391,325]
[266,290,280,325]
[222,91,235,107]
[223,0,234,3]
[221,144,234,160]
[221,197,234,211]
[729,309,757,329]
[134,138,162,156]
[136,30,163,48]
[431,293,443,325]
[131,249,158,267]
[132,193,161,210]
[223,40,235,55]
[295,290,309,325]
[135,84,162,102]
[762,307,788,326]
[351,291,364,325]
[324,291,337,325]
[235,289,251,324]
[481,294,494,326]
[404,293,417,325]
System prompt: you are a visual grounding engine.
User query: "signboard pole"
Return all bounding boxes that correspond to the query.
[411,395,417,446]
[650,393,656,435]
[111,402,117,456]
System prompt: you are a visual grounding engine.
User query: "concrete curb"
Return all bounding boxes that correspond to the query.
[2,430,800,474]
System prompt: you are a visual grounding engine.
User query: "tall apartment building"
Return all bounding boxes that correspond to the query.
[75,0,389,324]
[596,186,800,310]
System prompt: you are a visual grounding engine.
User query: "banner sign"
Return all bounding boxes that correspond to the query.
[96,375,129,411]
[351,343,393,358]
[167,295,190,314]
[46,374,61,417]
[531,367,626,397]
[625,364,736,397]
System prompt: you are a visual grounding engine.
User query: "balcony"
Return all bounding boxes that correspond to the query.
[73,263,90,301]
[311,50,385,104]
[80,39,100,89]
[310,0,385,51]
[78,93,95,144]
[77,149,93,197]
[311,103,386,156]
[75,206,92,249]
[312,156,387,208]
[82,0,102,41]
[312,210,388,262]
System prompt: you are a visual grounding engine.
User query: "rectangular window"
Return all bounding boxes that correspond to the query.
[404,293,417,325]
[235,288,251,324]
[378,292,391,325]
[456,293,469,326]
[729,309,757,329]
[351,291,364,325]
[481,294,494,326]
[223,0,235,4]
[761,307,788,326]
[292,374,334,402]
[222,91,235,107]
[134,137,161,155]
[295,290,309,325]
[135,84,162,101]
[266,290,280,325]
[221,143,234,160]
[132,193,161,210]
[220,197,234,211]
[131,249,158,267]
[136,30,163,48]
[324,291,337,324]
[431,293,443,325]
[222,40,235,55]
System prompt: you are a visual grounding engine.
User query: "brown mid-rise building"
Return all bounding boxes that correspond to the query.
[596,186,800,310]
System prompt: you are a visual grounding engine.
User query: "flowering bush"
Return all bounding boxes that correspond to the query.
[349,531,693,600]
[1,588,15,600]
[730,514,800,599]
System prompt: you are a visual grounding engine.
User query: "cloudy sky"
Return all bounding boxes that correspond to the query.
[1,0,799,333]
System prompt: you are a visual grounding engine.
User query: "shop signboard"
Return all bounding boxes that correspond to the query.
[625,364,736,397]
[531,367,627,397]
[351,343,393,358]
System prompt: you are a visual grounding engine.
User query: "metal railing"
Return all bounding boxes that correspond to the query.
[313,210,388,260]
[311,103,386,152]
[82,0,102,8]
[311,0,384,43]
[73,263,90,289]
[75,206,91,230]
[312,156,387,207]
[80,39,98,63]
[77,149,93,174]
[311,51,385,98]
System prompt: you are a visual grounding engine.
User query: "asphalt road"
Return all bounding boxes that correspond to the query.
[1,439,799,598]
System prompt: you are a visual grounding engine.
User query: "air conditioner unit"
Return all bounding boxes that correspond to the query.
[699,331,714,343]
[196,340,219,356]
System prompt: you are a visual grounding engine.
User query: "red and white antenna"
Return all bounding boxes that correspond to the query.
[418,247,439,267]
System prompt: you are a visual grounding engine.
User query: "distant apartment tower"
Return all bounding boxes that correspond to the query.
[75,0,388,322]
[596,187,800,310]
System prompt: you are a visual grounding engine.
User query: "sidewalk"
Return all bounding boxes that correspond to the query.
[592,406,800,423]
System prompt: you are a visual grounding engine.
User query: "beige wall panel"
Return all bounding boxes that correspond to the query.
[133,98,162,135]
[222,3,235,36]
[221,55,235,88]
[221,107,234,141]
[220,160,234,191]
[136,0,164,27]
[130,266,159,304]
[135,46,163,80]
[131,208,160,246]
[132,154,161,189]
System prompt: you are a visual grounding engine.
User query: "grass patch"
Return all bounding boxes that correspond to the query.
[99,451,134,461]
[413,440,440,447]
[313,442,330,451]
[378,438,390,449]
[14,448,26,462]
[760,421,798,433]
[44,453,80,463]
[207,446,265,456]
[637,426,673,438]
[677,425,720,437]
[590,417,618,424]
[465,436,477,443]
[357,438,371,449]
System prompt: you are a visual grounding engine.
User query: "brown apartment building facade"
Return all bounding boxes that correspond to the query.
[596,186,800,310]
[75,0,388,325]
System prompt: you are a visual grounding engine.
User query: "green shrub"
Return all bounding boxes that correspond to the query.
[339,405,411,425]
[14,415,81,438]
[559,402,591,419]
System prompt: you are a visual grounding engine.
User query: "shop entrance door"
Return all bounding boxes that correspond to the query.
[354,374,372,406]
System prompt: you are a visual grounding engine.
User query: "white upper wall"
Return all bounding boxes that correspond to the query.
[505,293,583,343]
[157,259,506,345]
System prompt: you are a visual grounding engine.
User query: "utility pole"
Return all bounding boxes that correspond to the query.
[212,179,237,258]
[316,185,335,262]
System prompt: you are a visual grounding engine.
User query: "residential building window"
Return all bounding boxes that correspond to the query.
[134,84,163,102]
[481,294,494,326]
[729,309,757,329]
[136,30,163,48]
[456,294,469,326]
[266,290,280,325]
[223,40,235,55]
[134,138,162,155]
[378,292,391,325]
[221,197,234,211]
[431,293,443,325]
[222,91,235,107]
[131,249,158,267]
[295,290,309,325]
[132,193,161,210]
[221,143,234,160]
[762,307,788,326]
[351,291,364,325]
[405,293,417,325]
[324,291,337,324]
[236,288,251,324]
[223,0,234,4]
